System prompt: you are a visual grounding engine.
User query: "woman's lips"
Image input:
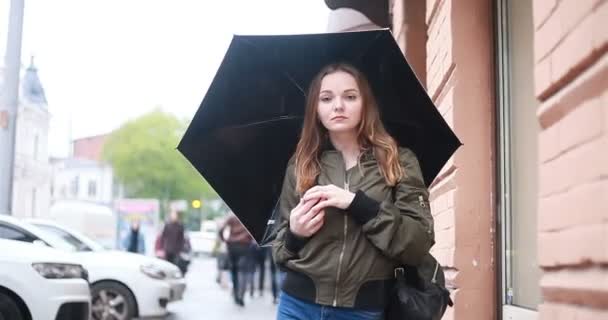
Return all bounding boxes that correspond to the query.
[331,116,347,121]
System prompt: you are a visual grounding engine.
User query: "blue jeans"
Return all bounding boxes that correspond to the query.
[277,292,383,320]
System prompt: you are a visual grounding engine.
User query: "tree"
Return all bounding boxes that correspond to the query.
[102,109,216,217]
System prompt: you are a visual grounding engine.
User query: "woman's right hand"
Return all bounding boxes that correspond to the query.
[289,198,325,238]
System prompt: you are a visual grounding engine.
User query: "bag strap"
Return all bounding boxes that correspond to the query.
[431,261,440,284]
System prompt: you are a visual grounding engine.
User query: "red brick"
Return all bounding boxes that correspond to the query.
[538,54,608,131]
[538,224,608,267]
[426,0,441,24]
[452,289,494,320]
[559,135,607,191]
[452,244,494,290]
[552,15,595,83]
[434,208,455,231]
[539,122,560,163]
[533,0,557,30]
[559,0,599,37]
[535,6,564,62]
[541,267,608,308]
[430,188,449,213]
[435,226,456,250]
[538,303,560,320]
[600,89,608,135]
[539,157,562,196]
[558,97,603,152]
[603,91,608,132]
[538,180,608,232]
[539,303,608,320]
[536,56,553,98]
[431,247,455,267]
[432,187,455,213]
[391,0,405,35]
[593,1,608,50]
[426,0,453,99]
[600,134,608,177]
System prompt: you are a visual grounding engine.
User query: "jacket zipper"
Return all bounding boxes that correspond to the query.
[418,195,426,208]
[333,170,350,307]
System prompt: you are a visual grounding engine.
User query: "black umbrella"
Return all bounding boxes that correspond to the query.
[178,29,461,244]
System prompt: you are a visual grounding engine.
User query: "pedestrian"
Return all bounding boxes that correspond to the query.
[154,231,165,259]
[121,219,145,254]
[250,245,278,303]
[218,212,253,307]
[177,234,192,275]
[160,210,186,266]
[272,63,435,320]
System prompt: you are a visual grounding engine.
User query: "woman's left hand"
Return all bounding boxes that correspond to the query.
[302,184,356,211]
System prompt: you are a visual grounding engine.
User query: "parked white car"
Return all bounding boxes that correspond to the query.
[0,239,91,320]
[0,215,184,320]
[26,219,187,302]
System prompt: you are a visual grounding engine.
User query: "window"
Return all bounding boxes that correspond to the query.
[88,180,97,198]
[34,224,92,252]
[0,224,35,242]
[497,0,541,317]
[70,175,79,197]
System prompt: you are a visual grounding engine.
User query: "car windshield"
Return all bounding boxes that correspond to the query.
[32,223,105,252]
[29,226,80,252]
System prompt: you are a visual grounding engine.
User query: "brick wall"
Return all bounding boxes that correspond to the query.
[533,0,608,318]
[72,134,108,162]
[394,0,497,319]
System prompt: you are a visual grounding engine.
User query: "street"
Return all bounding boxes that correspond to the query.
[154,257,278,320]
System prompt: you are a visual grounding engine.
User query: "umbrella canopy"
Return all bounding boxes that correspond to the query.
[178,29,461,244]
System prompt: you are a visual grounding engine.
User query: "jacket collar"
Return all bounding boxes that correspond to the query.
[319,137,376,164]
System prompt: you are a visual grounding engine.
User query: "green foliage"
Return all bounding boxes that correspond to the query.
[102,109,217,215]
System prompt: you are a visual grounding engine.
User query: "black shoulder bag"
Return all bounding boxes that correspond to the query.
[385,187,453,320]
[385,253,453,320]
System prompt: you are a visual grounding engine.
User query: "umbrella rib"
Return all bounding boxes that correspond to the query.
[219,115,304,130]
[281,72,306,96]
[240,38,306,97]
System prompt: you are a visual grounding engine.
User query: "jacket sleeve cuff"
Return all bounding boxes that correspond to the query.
[347,190,381,225]
[285,228,310,253]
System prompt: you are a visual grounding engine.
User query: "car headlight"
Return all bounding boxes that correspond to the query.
[32,263,88,280]
[140,264,166,280]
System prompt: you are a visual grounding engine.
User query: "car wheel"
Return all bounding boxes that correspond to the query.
[91,282,136,320]
[0,292,24,320]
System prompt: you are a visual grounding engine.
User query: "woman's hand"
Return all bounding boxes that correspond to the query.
[302,184,356,211]
[289,198,325,238]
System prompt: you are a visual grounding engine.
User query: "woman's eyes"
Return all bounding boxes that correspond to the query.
[319,94,358,102]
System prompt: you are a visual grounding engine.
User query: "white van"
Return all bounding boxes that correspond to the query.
[49,200,117,249]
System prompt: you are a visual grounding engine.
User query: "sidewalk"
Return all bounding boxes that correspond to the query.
[160,257,278,320]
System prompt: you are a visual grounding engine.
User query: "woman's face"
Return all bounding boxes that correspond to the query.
[317,71,363,134]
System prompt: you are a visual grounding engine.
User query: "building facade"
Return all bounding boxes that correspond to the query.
[325,0,607,319]
[50,133,122,206]
[50,157,114,205]
[11,59,52,218]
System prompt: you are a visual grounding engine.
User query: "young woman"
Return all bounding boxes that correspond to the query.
[272,63,435,320]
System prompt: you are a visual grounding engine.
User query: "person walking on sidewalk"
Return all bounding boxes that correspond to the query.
[122,219,146,254]
[250,245,279,303]
[160,210,186,266]
[219,212,254,307]
[272,63,435,320]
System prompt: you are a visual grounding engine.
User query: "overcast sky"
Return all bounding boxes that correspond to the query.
[0,0,330,157]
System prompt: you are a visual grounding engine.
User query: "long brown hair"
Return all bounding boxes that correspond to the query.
[294,63,403,194]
